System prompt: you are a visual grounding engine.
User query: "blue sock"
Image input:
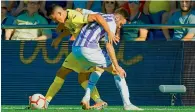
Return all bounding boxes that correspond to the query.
[84,71,102,100]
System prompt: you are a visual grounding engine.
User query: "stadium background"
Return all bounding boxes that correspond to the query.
[2,41,195,106]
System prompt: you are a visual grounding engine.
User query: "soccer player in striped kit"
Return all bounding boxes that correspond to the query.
[26,4,117,110]
[72,8,143,111]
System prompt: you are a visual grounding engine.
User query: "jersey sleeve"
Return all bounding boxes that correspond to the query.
[68,9,89,24]
[104,21,117,43]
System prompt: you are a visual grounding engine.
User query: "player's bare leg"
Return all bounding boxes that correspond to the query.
[78,73,108,110]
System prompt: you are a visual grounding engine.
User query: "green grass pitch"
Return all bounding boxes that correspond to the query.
[1,105,195,112]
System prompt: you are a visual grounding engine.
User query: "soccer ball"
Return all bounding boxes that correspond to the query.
[29,94,47,109]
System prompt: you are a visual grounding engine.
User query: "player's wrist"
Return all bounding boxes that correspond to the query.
[107,31,112,36]
[114,64,121,70]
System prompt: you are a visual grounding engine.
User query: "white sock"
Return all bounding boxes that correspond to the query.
[114,75,131,106]
[84,71,102,100]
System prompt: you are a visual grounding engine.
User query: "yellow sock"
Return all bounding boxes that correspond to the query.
[45,76,64,102]
[81,80,101,102]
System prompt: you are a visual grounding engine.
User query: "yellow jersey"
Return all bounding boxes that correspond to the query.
[64,9,89,38]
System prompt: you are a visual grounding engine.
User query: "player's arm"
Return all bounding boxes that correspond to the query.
[72,10,111,35]
[56,23,66,33]
[87,14,116,44]
[57,30,71,40]
[115,28,121,43]
[51,29,71,49]
[105,21,126,77]
[71,10,115,44]
[106,43,119,69]
[76,8,97,15]
[106,43,126,78]
[55,23,71,40]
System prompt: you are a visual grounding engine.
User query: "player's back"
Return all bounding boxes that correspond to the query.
[64,9,89,38]
[72,14,116,49]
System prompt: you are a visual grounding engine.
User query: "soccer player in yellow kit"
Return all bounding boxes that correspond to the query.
[41,4,117,109]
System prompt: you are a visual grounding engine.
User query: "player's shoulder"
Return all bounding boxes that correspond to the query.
[66,9,75,13]
[66,9,82,19]
[103,14,114,16]
[66,9,74,16]
[102,14,114,17]
[66,9,81,14]
[103,14,115,20]
[107,15,116,32]
[105,14,116,24]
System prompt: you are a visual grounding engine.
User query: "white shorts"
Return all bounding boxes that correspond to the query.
[72,46,112,71]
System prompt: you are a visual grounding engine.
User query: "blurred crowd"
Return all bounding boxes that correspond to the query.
[1,0,195,41]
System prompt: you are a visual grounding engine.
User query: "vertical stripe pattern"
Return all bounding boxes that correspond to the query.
[73,14,116,48]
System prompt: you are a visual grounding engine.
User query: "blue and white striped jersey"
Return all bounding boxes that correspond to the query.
[72,14,116,48]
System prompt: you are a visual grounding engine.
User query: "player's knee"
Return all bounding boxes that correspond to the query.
[105,64,118,75]
[93,67,104,74]
[78,73,90,84]
[56,67,73,79]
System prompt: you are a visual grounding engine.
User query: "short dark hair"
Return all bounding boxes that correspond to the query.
[47,4,62,16]
[114,8,129,20]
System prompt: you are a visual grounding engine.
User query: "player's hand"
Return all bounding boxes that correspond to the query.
[56,23,65,33]
[114,35,120,43]
[108,32,118,45]
[51,38,62,49]
[116,66,126,78]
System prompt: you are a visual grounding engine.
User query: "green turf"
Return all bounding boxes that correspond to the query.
[1,105,195,112]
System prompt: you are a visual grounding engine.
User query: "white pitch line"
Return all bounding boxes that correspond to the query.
[2,107,195,111]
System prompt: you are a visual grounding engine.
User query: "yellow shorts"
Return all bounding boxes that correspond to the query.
[62,52,117,74]
[62,52,85,73]
[82,64,118,75]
